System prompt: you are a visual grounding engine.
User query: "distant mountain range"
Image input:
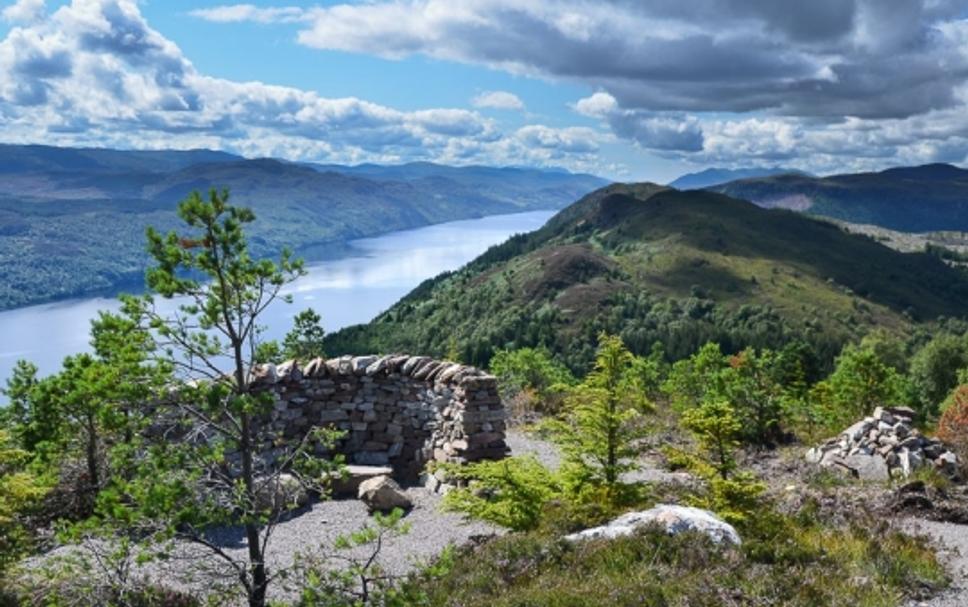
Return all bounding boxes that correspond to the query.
[326,183,968,371]
[707,163,968,232]
[0,144,606,310]
[668,167,807,189]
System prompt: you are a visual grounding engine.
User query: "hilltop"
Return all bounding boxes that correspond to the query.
[668,167,807,189]
[326,184,968,371]
[0,145,605,309]
[708,163,968,232]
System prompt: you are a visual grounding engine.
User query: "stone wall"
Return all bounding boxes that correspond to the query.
[249,355,508,479]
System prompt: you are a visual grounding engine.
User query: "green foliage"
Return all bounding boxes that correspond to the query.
[442,456,561,531]
[87,188,329,607]
[489,347,576,397]
[283,308,327,361]
[662,342,729,410]
[813,342,912,428]
[291,509,414,607]
[909,332,968,418]
[327,185,968,375]
[0,429,48,574]
[681,401,742,480]
[546,334,652,494]
[401,504,946,607]
[663,344,790,444]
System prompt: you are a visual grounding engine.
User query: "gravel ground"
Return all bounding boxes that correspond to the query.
[36,485,497,605]
[505,427,692,484]
[904,518,968,607]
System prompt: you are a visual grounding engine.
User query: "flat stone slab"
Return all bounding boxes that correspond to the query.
[329,465,394,497]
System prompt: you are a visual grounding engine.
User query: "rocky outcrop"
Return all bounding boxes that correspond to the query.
[564,504,741,545]
[248,355,508,480]
[806,406,959,480]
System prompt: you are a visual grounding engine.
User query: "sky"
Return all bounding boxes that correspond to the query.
[2,1,968,183]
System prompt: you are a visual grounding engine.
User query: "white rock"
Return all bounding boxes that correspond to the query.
[564,504,741,546]
[254,473,309,512]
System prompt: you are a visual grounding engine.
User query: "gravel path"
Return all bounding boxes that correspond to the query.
[904,519,968,607]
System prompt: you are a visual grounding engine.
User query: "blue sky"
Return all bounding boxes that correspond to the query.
[3,1,968,182]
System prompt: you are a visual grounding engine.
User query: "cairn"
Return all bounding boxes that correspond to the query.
[806,406,959,481]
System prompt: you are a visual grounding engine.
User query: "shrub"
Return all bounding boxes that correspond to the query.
[489,347,575,414]
[910,334,968,418]
[442,456,561,531]
[814,342,911,429]
[937,384,968,475]
[0,429,48,574]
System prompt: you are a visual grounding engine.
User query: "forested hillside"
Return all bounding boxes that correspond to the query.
[326,183,968,372]
[709,163,968,232]
[0,145,605,310]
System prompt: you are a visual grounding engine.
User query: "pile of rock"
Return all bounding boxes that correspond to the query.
[806,406,959,481]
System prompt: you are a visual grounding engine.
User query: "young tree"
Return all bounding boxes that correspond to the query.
[661,342,728,411]
[718,348,786,446]
[909,333,968,418]
[681,401,742,480]
[816,342,911,426]
[100,189,339,607]
[548,334,652,496]
[282,308,327,361]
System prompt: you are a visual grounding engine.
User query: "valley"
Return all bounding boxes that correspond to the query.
[0,145,604,310]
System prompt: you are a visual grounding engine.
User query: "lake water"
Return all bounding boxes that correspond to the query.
[0,210,554,390]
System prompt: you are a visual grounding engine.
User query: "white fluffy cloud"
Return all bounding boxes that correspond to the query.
[196,0,968,172]
[2,0,44,23]
[471,90,525,111]
[0,0,603,171]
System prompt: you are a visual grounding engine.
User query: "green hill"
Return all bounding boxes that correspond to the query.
[0,145,605,310]
[325,184,968,371]
[709,163,968,232]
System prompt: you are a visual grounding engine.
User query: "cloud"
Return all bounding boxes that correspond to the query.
[285,0,968,120]
[514,125,598,154]
[188,4,308,24]
[471,90,524,111]
[2,0,45,23]
[574,92,703,152]
[0,0,605,173]
[224,0,968,171]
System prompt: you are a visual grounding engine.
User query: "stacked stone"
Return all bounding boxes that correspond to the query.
[805,406,959,481]
[248,354,508,480]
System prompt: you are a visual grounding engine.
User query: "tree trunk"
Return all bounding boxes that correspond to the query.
[241,411,268,607]
[86,414,99,491]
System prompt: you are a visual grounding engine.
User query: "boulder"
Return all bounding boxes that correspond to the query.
[254,473,309,512]
[564,504,741,546]
[358,475,413,512]
[844,453,890,481]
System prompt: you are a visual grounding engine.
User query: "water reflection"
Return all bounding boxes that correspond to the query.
[0,210,553,388]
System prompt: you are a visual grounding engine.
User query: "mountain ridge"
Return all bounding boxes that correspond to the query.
[669,167,808,190]
[326,183,968,371]
[0,144,607,310]
[708,162,968,232]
